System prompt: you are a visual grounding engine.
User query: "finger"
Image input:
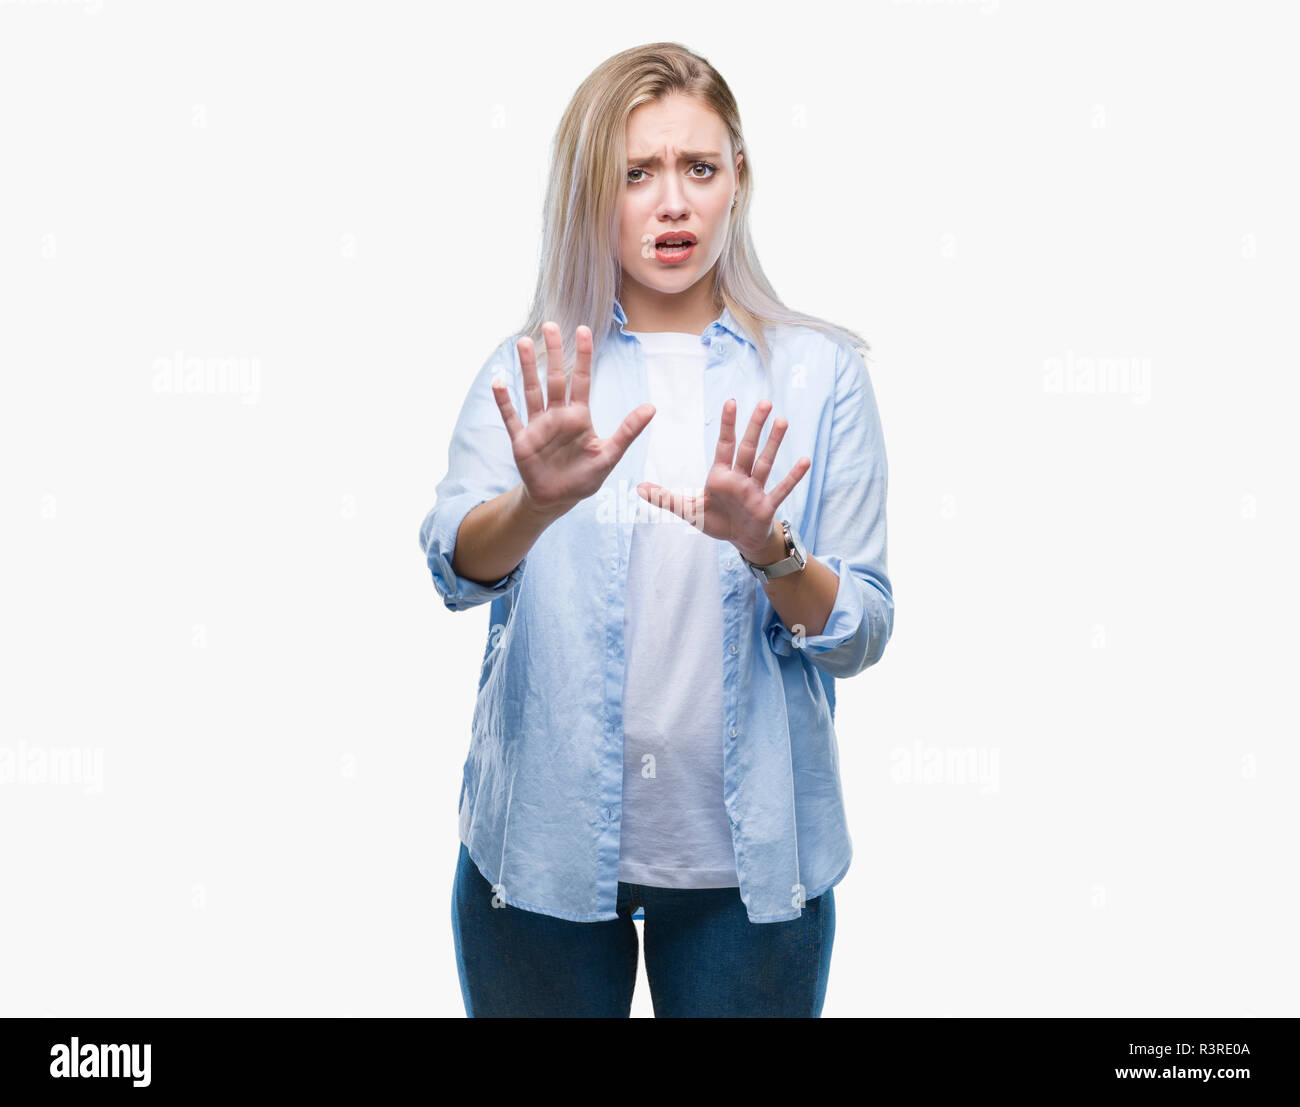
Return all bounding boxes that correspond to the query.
[733,400,772,477]
[570,324,593,407]
[491,377,524,442]
[600,402,656,466]
[637,482,699,527]
[751,416,788,490]
[542,322,566,409]
[767,456,811,511]
[711,398,738,468]
[518,335,544,420]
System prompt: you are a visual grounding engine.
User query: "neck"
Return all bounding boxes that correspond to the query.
[619,269,723,335]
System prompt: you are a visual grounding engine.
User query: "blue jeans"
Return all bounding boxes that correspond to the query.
[451,841,835,1017]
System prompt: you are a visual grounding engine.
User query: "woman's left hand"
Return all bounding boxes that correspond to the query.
[636,398,810,559]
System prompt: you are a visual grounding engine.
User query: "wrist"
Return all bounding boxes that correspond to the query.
[736,520,787,565]
[515,483,568,527]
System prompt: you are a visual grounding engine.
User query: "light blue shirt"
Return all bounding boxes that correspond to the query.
[419,299,893,923]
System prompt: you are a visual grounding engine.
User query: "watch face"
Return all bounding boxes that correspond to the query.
[777,521,806,574]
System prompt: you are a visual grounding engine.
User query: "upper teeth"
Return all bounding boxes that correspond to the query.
[662,240,688,246]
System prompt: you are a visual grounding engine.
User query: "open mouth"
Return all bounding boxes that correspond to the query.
[653,232,697,261]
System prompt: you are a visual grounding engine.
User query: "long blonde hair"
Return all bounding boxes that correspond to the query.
[513,42,869,378]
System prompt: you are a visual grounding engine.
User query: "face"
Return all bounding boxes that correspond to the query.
[618,92,743,300]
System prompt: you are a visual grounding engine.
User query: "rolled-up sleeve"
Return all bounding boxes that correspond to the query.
[764,343,894,678]
[418,338,528,612]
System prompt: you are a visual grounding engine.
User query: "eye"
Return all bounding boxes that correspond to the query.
[626,162,719,184]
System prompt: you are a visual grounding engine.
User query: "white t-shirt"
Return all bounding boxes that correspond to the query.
[617,330,739,889]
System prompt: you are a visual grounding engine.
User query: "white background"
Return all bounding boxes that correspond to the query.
[1,0,1296,1017]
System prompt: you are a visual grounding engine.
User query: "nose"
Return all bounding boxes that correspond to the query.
[655,173,690,219]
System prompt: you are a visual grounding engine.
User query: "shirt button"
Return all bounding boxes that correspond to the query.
[729,726,738,738]
[728,643,738,654]
[604,806,613,821]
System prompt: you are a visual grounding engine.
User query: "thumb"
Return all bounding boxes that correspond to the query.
[601,402,655,466]
[638,482,692,522]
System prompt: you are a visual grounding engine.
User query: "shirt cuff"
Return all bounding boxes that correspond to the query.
[420,490,526,612]
[762,553,871,677]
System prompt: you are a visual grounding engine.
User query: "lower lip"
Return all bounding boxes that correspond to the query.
[654,242,695,264]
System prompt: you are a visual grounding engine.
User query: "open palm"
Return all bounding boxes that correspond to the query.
[637,398,810,556]
[493,322,655,516]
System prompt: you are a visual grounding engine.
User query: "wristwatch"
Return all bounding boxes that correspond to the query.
[740,519,807,583]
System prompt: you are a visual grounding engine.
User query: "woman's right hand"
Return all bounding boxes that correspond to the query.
[491,321,655,516]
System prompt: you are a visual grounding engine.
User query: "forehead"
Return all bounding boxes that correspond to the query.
[626,93,729,158]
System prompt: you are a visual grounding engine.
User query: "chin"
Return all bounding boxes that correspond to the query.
[642,267,696,292]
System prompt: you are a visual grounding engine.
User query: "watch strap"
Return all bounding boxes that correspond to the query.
[742,520,807,582]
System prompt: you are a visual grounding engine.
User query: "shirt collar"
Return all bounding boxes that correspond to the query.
[612,298,751,348]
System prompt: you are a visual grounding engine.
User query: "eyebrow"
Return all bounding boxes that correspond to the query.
[627,151,723,165]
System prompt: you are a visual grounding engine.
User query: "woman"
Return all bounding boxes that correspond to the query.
[419,42,894,1017]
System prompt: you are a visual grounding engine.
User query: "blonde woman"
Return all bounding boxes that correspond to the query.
[420,42,893,1018]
